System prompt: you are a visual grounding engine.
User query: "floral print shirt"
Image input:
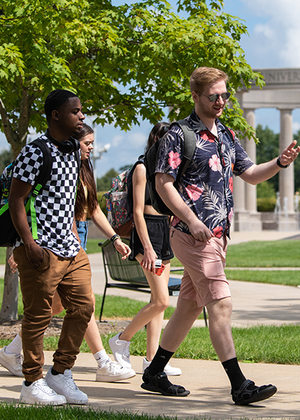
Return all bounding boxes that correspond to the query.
[155,109,254,238]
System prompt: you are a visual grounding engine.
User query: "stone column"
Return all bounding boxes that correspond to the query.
[244,109,257,213]
[244,109,262,230]
[279,109,294,212]
[233,136,250,231]
[278,109,298,230]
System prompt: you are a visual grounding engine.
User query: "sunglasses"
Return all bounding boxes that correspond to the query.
[197,92,231,103]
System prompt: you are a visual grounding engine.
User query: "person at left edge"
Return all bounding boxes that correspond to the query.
[1,122,135,384]
[9,89,93,406]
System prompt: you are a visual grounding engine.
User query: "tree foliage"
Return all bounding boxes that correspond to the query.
[96,168,118,191]
[0,0,264,158]
[0,147,13,173]
[255,124,300,195]
[256,124,279,195]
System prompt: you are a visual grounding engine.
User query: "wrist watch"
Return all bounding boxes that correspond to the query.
[110,234,121,245]
[276,156,289,168]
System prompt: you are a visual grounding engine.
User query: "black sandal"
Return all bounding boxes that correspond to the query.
[232,379,277,405]
[141,369,190,397]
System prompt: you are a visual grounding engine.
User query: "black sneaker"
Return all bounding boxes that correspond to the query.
[232,379,277,405]
[141,368,190,397]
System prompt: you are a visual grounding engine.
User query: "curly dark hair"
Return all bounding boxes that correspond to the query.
[73,123,98,220]
[44,89,78,121]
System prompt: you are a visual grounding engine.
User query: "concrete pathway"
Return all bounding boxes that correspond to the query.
[1,353,299,419]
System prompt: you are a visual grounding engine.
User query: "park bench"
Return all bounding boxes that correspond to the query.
[98,238,182,321]
[98,238,208,326]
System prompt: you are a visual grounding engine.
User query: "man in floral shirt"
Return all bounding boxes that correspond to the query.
[141,67,300,405]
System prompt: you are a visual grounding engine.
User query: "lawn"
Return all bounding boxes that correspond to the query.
[225,239,300,267]
[224,269,300,287]
[0,405,180,420]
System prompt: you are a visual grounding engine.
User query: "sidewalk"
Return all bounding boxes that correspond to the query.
[1,353,300,419]
[1,230,300,418]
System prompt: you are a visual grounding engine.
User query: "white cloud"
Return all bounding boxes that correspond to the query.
[240,0,300,68]
[93,123,151,176]
[293,121,300,134]
[110,134,124,147]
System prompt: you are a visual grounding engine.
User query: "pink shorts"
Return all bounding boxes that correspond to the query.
[170,228,231,307]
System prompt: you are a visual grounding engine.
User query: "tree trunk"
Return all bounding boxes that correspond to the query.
[0,247,19,321]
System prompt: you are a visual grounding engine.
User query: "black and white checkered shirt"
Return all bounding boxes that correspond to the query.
[12,134,81,258]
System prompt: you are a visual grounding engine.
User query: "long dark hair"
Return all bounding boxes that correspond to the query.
[73,123,98,219]
[145,122,170,153]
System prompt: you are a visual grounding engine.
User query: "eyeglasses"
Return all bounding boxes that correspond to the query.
[196,92,231,102]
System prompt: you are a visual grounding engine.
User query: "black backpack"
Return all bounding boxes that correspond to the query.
[0,138,80,247]
[144,120,235,216]
[144,120,197,216]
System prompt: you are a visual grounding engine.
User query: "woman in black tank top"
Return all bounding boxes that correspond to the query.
[109,123,182,377]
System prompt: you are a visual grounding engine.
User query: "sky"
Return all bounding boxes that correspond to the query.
[2,0,300,178]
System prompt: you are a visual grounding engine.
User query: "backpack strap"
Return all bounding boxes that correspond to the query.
[27,139,53,240]
[74,149,81,178]
[170,119,197,188]
[222,124,235,144]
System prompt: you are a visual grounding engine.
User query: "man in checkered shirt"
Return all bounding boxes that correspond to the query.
[9,90,94,405]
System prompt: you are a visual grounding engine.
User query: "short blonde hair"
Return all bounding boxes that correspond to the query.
[190,67,228,93]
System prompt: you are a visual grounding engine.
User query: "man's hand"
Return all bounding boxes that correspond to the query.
[278,140,300,167]
[8,255,18,273]
[24,241,44,268]
[188,219,213,242]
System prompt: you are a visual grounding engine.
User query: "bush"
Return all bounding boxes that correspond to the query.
[97,191,107,216]
[257,197,276,212]
[257,181,276,198]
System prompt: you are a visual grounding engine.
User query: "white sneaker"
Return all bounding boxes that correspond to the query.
[0,346,23,377]
[20,379,67,405]
[109,332,131,369]
[45,368,88,404]
[143,357,182,376]
[96,360,136,382]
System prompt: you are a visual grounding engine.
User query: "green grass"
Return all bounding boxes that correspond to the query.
[225,269,300,287]
[86,238,106,254]
[170,239,300,268]
[226,239,300,267]
[1,324,298,366]
[0,248,6,265]
[0,405,179,420]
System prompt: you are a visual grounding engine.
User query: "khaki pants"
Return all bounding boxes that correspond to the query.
[14,246,93,382]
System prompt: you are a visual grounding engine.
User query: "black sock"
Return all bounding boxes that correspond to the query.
[148,346,174,376]
[25,381,32,387]
[51,367,61,376]
[222,357,246,391]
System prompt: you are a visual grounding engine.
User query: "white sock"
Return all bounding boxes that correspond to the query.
[6,333,22,355]
[94,350,110,368]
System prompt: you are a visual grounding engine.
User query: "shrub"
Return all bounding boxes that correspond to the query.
[257,197,276,212]
[97,192,107,216]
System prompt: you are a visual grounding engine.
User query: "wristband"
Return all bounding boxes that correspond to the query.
[276,156,289,169]
[110,234,120,245]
